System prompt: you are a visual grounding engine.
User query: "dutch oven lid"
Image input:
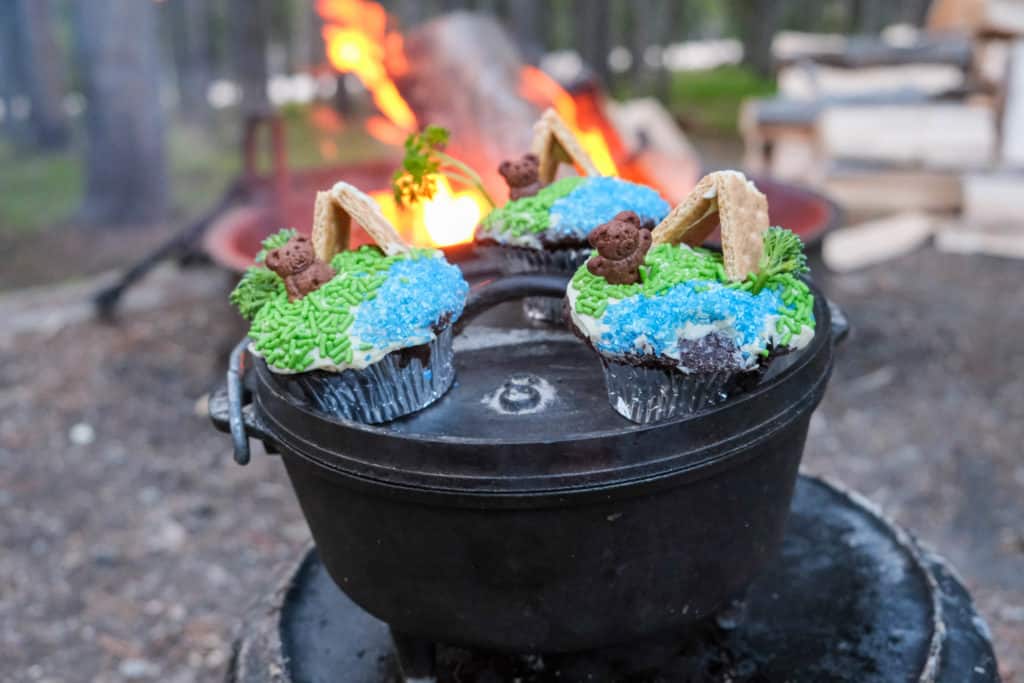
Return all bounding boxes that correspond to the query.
[236,277,841,495]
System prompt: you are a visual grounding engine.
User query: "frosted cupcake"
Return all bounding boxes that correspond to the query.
[566,171,815,424]
[475,109,669,321]
[230,182,468,423]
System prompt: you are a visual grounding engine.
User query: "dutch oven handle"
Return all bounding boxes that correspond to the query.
[208,337,276,465]
[827,298,850,347]
[453,273,570,336]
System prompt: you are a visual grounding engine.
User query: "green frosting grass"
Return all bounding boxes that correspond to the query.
[480,176,583,237]
[232,242,433,371]
[570,241,814,346]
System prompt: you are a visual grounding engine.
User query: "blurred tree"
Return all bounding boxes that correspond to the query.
[72,0,168,225]
[628,0,679,98]
[292,0,326,70]
[505,0,543,63]
[12,0,70,149]
[230,0,271,115]
[167,0,212,126]
[732,0,784,76]
[0,2,27,143]
[439,0,469,12]
[573,0,612,85]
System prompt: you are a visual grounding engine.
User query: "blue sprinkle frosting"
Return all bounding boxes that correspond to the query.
[596,280,789,361]
[549,177,670,240]
[350,255,468,349]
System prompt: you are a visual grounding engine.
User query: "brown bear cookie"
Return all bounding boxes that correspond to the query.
[587,211,652,285]
[265,235,337,302]
[498,153,543,201]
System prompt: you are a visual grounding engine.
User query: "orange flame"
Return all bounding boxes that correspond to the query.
[371,176,487,248]
[317,0,641,248]
[518,66,618,176]
[318,0,416,135]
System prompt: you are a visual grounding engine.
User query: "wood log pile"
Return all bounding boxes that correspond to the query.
[741,0,1024,267]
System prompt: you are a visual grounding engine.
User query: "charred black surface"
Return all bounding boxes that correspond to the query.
[231,477,998,683]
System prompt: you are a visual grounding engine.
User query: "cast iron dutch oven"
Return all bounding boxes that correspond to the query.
[211,274,848,654]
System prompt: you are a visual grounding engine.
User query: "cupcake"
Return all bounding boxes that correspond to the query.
[229,182,469,423]
[565,171,815,424]
[475,109,670,321]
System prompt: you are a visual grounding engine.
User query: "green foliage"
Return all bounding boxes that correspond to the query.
[665,65,777,135]
[230,267,284,321]
[750,227,809,294]
[392,125,449,207]
[392,125,495,209]
[255,228,298,263]
[0,141,81,236]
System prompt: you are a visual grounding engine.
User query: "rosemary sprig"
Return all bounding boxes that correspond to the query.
[392,125,496,209]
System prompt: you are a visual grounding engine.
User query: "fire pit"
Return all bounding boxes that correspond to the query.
[203,161,838,274]
[227,477,998,682]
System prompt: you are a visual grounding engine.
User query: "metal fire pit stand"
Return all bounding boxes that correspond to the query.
[225,475,998,683]
[93,115,286,318]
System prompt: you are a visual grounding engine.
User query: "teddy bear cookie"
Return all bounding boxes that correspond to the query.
[265,235,336,302]
[586,211,652,285]
[498,153,543,201]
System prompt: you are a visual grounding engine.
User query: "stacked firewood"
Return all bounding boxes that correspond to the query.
[741,0,1024,268]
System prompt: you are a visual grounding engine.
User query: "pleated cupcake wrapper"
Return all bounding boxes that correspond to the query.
[286,326,455,424]
[480,245,592,323]
[600,358,735,424]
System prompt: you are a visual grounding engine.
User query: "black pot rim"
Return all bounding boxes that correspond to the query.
[248,280,835,495]
[257,280,831,445]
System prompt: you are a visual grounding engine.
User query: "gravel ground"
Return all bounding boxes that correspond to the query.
[0,247,1022,682]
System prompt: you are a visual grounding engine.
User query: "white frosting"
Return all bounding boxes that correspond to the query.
[566,283,610,344]
[250,329,438,374]
[488,229,544,249]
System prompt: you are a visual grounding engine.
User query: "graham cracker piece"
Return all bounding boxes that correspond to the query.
[530,108,600,184]
[312,191,350,262]
[313,182,410,260]
[651,171,769,281]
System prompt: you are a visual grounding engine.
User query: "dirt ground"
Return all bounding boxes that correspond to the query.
[0,246,1022,682]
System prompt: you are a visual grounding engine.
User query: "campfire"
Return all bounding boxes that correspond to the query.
[315,0,663,249]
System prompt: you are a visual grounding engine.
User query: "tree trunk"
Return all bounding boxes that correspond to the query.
[736,0,784,77]
[230,0,270,116]
[573,0,612,86]
[0,1,27,143]
[168,0,212,125]
[15,0,69,149]
[72,0,168,226]
[506,0,543,63]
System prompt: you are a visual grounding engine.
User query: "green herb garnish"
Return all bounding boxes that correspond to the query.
[392,125,495,209]
[749,227,809,294]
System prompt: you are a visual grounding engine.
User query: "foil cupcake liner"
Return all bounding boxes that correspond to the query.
[600,358,736,424]
[480,245,592,323]
[284,326,456,424]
